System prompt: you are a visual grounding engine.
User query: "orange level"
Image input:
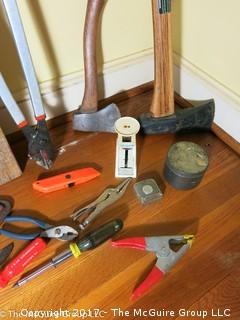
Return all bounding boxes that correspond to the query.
[32,168,100,193]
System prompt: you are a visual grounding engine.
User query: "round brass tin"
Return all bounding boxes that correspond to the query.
[164,141,209,190]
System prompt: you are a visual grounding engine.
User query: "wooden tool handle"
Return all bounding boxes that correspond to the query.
[150,0,174,118]
[81,0,105,113]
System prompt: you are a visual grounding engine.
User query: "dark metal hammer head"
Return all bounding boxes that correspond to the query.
[73,103,121,133]
[139,99,215,134]
[0,243,14,266]
[22,120,55,169]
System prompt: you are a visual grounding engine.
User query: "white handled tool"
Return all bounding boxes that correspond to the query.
[114,117,140,178]
[1,0,55,169]
[2,0,45,120]
[0,74,26,127]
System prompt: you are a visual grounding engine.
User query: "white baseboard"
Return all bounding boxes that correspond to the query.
[173,53,240,143]
[1,49,240,144]
[0,49,154,135]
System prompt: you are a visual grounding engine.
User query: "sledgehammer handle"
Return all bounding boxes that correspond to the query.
[81,0,105,113]
[150,0,174,118]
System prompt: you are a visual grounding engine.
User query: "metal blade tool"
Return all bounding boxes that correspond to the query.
[1,0,55,169]
[0,243,14,266]
[112,234,194,300]
[71,178,131,230]
[73,0,121,132]
[0,199,78,241]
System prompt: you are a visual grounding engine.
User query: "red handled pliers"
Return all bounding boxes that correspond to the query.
[112,235,194,300]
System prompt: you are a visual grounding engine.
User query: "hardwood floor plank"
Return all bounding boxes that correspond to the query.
[175,267,240,320]
[0,90,239,318]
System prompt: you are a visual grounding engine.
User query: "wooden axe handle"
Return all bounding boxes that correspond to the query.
[81,0,105,113]
[150,0,174,118]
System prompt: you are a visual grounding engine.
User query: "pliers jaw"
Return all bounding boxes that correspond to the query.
[112,234,194,301]
[0,243,14,266]
[22,120,55,170]
[0,198,78,241]
[40,226,79,241]
[115,178,132,194]
[71,178,131,229]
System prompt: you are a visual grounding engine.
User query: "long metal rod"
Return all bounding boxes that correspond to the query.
[13,249,73,288]
[0,73,25,125]
[2,0,45,119]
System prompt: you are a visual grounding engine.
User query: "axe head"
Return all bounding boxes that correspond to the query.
[139,99,215,134]
[73,103,121,133]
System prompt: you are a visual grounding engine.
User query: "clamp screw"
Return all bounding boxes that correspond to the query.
[54,228,62,236]
[159,246,170,257]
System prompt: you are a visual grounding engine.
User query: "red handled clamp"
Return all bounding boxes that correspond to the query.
[112,235,194,300]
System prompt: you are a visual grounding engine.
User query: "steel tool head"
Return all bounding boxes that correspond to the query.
[2,0,55,169]
[73,103,121,133]
[89,177,132,207]
[145,235,195,270]
[139,99,215,134]
[22,121,55,169]
[40,226,78,241]
[115,178,132,196]
[71,178,131,230]
[0,200,12,222]
[112,234,194,301]
[0,243,14,266]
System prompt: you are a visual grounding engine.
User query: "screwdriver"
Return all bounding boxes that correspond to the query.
[13,219,123,288]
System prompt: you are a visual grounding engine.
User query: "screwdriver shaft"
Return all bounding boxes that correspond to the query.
[13,261,53,288]
[13,249,72,288]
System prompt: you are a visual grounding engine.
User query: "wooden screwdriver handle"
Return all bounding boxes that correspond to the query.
[81,0,105,113]
[150,0,174,118]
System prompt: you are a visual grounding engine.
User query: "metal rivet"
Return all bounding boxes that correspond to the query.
[142,185,154,195]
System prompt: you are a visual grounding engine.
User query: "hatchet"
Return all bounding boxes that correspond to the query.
[73,0,120,132]
[139,0,215,134]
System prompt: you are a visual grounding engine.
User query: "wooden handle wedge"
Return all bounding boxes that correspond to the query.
[150,0,174,118]
[81,0,105,113]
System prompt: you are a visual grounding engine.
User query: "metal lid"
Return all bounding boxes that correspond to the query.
[166,141,209,178]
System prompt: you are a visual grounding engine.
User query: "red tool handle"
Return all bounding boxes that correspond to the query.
[112,238,164,300]
[32,167,100,193]
[131,265,164,301]
[0,237,47,288]
[111,237,146,250]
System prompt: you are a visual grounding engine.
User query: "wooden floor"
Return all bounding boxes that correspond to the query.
[0,90,240,319]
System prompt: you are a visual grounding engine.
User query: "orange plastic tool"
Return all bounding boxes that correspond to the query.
[33,168,100,193]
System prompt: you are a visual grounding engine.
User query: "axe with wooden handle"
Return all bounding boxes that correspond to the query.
[73,0,121,133]
[139,0,215,134]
